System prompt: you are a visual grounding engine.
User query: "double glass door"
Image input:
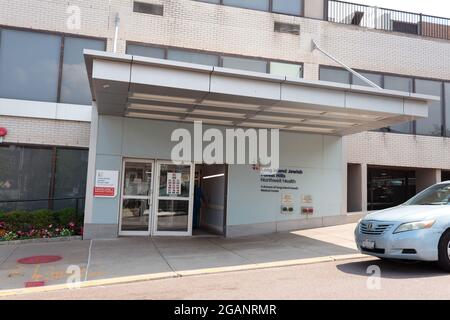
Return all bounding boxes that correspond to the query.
[119,159,194,236]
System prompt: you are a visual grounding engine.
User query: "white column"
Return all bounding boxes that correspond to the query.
[83,102,99,224]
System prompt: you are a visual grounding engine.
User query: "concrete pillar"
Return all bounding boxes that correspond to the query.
[83,102,99,225]
[361,163,368,212]
[416,168,441,192]
[303,63,319,81]
[304,0,326,20]
[347,163,362,212]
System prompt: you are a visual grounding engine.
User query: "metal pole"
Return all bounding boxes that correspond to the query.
[311,39,383,89]
[113,13,120,53]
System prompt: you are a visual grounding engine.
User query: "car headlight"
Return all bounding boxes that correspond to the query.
[393,220,436,234]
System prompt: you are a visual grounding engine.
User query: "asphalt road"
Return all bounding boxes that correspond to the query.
[6,257,450,300]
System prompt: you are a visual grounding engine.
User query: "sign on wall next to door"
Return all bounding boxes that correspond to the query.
[94,170,119,197]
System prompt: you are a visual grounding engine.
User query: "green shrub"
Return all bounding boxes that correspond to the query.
[0,208,84,241]
[29,209,54,229]
[54,208,78,226]
[1,211,30,231]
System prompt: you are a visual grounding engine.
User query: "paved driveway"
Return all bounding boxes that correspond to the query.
[0,223,360,291]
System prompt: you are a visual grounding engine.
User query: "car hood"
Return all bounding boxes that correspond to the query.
[363,205,450,222]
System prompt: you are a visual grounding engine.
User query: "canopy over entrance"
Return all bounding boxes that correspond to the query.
[84,50,438,136]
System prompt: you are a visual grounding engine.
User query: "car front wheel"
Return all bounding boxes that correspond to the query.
[437,230,450,272]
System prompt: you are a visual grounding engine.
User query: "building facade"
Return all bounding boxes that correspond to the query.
[0,0,448,238]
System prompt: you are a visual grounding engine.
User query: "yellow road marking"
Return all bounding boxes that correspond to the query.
[0,253,368,297]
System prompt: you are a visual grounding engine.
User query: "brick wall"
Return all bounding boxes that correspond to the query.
[0,116,90,147]
[344,131,450,170]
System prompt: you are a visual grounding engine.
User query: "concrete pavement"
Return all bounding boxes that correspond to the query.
[0,223,363,296]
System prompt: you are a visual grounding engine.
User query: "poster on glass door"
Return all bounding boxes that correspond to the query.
[167,172,182,195]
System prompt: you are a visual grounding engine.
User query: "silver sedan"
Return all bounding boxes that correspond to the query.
[355,181,450,271]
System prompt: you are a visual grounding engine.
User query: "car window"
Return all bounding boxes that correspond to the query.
[406,183,450,205]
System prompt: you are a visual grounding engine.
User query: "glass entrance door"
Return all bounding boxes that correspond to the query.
[119,159,154,236]
[153,161,194,236]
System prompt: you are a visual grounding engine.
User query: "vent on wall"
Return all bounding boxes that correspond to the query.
[133,1,164,16]
[274,22,300,35]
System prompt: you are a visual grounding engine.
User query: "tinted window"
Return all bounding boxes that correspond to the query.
[53,148,88,210]
[270,62,302,78]
[445,83,450,136]
[126,44,165,59]
[384,76,414,134]
[0,145,88,212]
[367,167,416,210]
[272,0,303,15]
[0,145,53,211]
[167,49,219,66]
[351,72,382,87]
[415,79,442,136]
[319,67,350,84]
[222,0,269,11]
[60,37,105,105]
[222,56,267,73]
[0,29,61,102]
[196,0,220,3]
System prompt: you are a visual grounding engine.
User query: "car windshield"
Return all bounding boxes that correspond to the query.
[406,183,450,205]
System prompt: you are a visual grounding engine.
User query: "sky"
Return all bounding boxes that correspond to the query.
[349,0,450,18]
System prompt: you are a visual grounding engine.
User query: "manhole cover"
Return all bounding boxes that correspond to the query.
[17,255,62,264]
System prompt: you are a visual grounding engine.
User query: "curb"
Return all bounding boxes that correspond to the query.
[0,253,368,298]
[0,236,82,246]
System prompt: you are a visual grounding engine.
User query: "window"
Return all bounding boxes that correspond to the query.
[0,28,106,105]
[367,167,416,211]
[60,37,105,105]
[272,0,303,16]
[167,49,219,66]
[222,56,267,73]
[0,145,88,212]
[53,148,88,210]
[222,0,269,11]
[351,72,383,88]
[415,79,442,136]
[274,22,300,35]
[270,62,302,78]
[0,29,61,102]
[196,0,220,3]
[133,1,164,16]
[319,67,350,84]
[0,145,53,211]
[195,0,303,16]
[384,76,414,134]
[126,44,165,59]
[126,43,303,78]
[445,83,450,137]
[319,66,448,137]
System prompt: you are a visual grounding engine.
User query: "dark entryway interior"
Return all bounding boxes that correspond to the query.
[367,166,416,211]
[193,164,227,236]
[442,171,450,182]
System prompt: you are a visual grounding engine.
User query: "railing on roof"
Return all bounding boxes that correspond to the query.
[327,0,450,40]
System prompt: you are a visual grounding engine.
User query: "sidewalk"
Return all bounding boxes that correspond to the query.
[0,223,365,295]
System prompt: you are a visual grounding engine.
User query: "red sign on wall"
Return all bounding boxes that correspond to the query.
[94,170,119,198]
[94,187,116,197]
